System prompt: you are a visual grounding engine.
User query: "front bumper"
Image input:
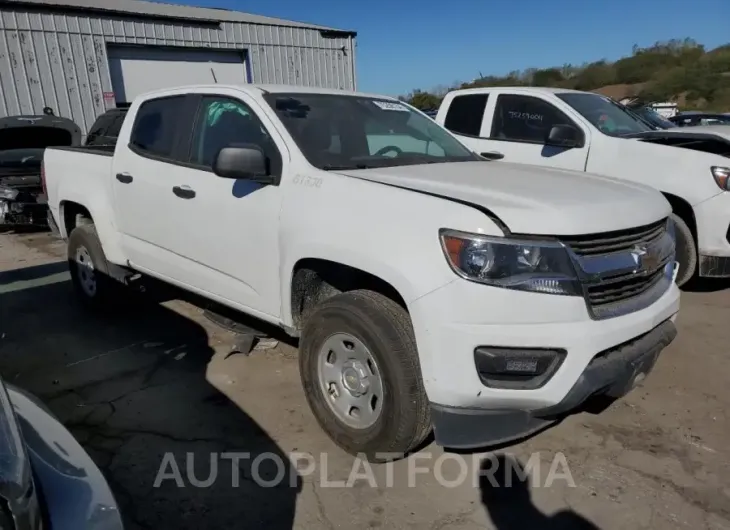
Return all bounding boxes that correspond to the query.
[430,319,676,449]
[410,275,680,408]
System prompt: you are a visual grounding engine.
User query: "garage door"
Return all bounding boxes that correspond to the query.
[107,45,248,105]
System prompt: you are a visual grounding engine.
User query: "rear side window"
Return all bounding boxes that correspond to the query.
[130,96,186,158]
[444,94,489,136]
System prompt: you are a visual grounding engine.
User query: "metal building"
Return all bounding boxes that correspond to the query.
[0,0,357,134]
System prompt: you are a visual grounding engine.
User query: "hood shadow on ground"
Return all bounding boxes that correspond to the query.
[479,454,599,530]
[0,264,301,530]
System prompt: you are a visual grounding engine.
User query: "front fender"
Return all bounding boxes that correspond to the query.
[277,172,501,329]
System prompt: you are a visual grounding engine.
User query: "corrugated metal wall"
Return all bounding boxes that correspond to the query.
[0,5,356,134]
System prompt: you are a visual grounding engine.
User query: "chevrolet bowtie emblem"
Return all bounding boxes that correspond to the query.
[632,245,660,271]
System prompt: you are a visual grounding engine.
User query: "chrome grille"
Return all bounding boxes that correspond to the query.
[560,218,666,257]
[556,218,674,320]
[587,268,665,307]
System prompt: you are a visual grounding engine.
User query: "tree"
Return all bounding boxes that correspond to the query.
[404,90,441,110]
[532,68,565,86]
[573,61,616,90]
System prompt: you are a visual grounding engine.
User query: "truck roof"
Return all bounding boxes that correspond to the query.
[133,84,399,102]
[447,86,587,96]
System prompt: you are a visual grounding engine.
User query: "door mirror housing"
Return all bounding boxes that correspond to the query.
[213,145,275,184]
[545,124,582,148]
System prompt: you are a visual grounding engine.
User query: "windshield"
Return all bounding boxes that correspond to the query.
[698,115,730,126]
[557,93,652,137]
[263,93,479,170]
[0,148,44,169]
[633,107,676,129]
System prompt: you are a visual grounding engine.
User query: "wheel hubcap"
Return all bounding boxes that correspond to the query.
[317,333,383,429]
[74,245,96,297]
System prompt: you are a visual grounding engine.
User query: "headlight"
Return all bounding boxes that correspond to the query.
[439,229,581,295]
[0,379,31,503]
[0,186,19,201]
[711,166,730,191]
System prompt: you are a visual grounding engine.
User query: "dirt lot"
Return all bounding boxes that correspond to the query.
[0,230,729,530]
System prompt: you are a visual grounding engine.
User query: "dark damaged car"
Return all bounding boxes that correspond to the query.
[0,111,80,228]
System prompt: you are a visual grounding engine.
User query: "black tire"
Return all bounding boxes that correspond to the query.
[670,213,697,287]
[67,222,120,309]
[299,290,431,462]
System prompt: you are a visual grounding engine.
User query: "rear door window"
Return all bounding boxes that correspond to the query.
[130,96,186,158]
[443,94,489,136]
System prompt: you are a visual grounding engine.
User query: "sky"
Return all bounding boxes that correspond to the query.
[170,0,730,97]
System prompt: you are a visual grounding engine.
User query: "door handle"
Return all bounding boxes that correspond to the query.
[116,173,133,184]
[480,151,505,160]
[172,185,196,199]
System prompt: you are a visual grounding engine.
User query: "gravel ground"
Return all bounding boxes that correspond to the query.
[0,230,728,530]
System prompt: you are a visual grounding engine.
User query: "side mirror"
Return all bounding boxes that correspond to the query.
[213,145,274,184]
[546,125,581,148]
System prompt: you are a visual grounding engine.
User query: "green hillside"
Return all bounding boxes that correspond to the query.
[403,39,730,112]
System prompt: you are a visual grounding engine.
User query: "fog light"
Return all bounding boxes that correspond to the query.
[474,347,565,389]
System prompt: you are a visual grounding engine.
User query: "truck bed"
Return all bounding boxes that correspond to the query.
[48,145,115,157]
[43,145,116,237]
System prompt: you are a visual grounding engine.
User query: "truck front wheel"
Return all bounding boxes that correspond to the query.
[670,213,697,287]
[299,290,431,461]
[67,223,118,309]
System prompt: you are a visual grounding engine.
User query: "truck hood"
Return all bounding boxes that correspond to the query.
[630,126,730,157]
[585,134,729,206]
[336,161,670,235]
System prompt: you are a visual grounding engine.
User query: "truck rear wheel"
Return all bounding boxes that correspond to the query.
[299,290,431,461]
[67,223,119,309]
[671,213,697,287]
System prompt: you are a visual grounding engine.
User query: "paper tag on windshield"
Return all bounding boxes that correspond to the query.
[373,100,408,112]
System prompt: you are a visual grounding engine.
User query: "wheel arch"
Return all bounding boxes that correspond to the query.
[59,199,126,264]
[662,192,697,239]
[285,255,416,331]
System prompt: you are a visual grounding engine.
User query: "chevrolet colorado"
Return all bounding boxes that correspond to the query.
[43,84,680,458]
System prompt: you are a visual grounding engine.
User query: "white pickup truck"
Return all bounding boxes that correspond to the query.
[43,84,680,459]
[435,86,730,286]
